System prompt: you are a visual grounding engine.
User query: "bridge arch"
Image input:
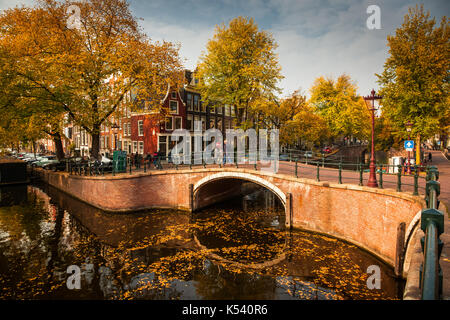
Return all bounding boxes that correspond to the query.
[193,172,286,211]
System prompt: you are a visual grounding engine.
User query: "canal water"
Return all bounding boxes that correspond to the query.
[0,183,404,300]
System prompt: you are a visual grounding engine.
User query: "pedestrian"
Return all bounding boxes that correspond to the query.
[428,152,432,163]
[145,153,152,168]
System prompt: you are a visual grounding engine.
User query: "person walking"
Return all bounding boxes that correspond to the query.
[428,152,432,163]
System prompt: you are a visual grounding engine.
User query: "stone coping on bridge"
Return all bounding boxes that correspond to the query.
[35,167,425,283]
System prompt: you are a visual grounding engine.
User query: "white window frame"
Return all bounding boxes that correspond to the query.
[138,120,144,136]
[175,116,182,130]
[138,141,144,155]
[169,100,178,114]
[165,117,173,131]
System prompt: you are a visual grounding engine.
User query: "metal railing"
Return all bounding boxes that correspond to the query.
[54,151,431,197]
[419,165,444,300]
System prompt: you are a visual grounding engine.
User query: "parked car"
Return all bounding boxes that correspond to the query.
[31,156,58,167]
[304,151,313,158]
[322,146,332,153]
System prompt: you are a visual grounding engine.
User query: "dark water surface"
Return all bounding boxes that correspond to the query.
[0,183,404,300]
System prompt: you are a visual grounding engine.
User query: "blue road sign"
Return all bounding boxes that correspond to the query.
[404,140,414,150]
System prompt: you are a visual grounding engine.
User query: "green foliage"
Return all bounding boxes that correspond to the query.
[377,5,449,139]
[309,74,371,140]
[197,17,283,127]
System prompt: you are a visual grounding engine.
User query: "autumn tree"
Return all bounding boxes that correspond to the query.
[309,74,371,142]
[197,17,283,128]
[0,0,183,159]
[253,90,329,147]
[377,5,449,142]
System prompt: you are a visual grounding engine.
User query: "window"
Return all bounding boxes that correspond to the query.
[194,95,199,111]
[169,100,178,114]
[187,93,193,111]
[225,105,230,116]
[231,107,236,117]
[175,117,182,130]
[127,123,131,136]
[139,141,144,155]
[201,101,206,112]
[217,106,222,114]
[158,136,167,156]
[133,141,138,153]
[171,91,177,99]
[201,116,206,131]
[217,118,222,130]
[101,137,105,149]
[187,114,193,131]
[123,141,128,152]
[138,120,144,136]
[165,117,173,130]
[194,115,200,131]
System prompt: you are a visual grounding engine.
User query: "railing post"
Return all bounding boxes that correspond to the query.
[338,161,342,184]
[397,165,402,192]
[379,165,383,189]
[112,160,115,176]
[295,161,298,178]
[359,163,363,186]
[316,162,320,182]
[413,166,419,196]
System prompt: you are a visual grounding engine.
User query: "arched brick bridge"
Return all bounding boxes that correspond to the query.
[37,167,424,273]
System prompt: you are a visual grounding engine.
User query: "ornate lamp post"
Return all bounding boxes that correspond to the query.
[405,120,413,174]
[363,89,382,188]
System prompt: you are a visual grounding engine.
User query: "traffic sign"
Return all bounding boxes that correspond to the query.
[404,140,414,151]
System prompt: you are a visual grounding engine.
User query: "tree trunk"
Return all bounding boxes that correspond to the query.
[53,133,65,160]
[91,132,100,160]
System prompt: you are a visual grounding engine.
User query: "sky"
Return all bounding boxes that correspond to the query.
[0,0,448,97]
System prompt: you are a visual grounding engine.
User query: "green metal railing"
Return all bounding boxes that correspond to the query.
[419,166,444,300]
[65,150,430,196]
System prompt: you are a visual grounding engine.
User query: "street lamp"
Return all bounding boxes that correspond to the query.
[363,89,382,188]
[405,120,413,174]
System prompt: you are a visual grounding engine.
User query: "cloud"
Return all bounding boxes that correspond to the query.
[1,0,448,98]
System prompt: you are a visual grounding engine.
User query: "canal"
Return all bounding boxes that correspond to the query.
[0,182,404,300]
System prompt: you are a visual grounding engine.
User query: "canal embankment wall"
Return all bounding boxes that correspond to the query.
[35,167,425,298]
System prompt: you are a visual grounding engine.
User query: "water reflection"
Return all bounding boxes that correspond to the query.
[0,183,404,300]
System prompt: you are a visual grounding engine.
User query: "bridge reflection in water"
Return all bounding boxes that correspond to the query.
[0,182,404,300]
